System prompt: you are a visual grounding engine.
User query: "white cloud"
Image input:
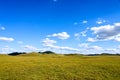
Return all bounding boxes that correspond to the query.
[87,46,103,50]
[103,46,120,53]
[104,48,117,52]
[24,45,39,51]
[59,46,79,51]
[75,30,87,38]
[75,28,89,40]
[96,21,102,24]
[73,20,87,26]
[114,35,120,41]
[42,38,57,47]
[0,46,17,54]
[96,19,106,24]
[82,20,88,24]
[48,32,70,40]
[74,33,79,37]
[79,43,102,50]
[47,45,79,52]
[90,22,120,42]
[42,38,79,52]
[78,43,104,54]
[81,30,87,37]
[87,37,96,42]
[0,27,5,30]
[0,37,14,42]
[79,44,120,54]
[74,33,80,40]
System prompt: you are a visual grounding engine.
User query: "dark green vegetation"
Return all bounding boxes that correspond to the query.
[8,51,56,56]
[0,52,120,80]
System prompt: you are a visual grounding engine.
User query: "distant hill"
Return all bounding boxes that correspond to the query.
[39,51,56,54]
[8,52,26,56]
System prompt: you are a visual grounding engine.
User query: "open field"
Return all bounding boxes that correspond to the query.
[0,54,120,80]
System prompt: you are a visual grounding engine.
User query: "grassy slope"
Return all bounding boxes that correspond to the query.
[0,54,120,80]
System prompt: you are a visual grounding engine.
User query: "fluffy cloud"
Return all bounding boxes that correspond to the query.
[48,32,70,40]
[89,23,120,42]
[78,43,104,54]
[24,45,39,51]
[0,37,14,42]
[87,37,96,42]
[42,38,57,47]
[0,27,5,30]
[42,38,79,52]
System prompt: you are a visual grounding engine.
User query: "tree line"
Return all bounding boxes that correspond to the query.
[8,51,120,56]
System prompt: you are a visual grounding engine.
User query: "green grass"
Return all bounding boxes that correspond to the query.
[0,54,120,80]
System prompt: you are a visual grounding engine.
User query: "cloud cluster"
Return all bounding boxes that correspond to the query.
[87,37,96,42]
[0,37,14,42]
[48,32,70,40]
[96,19,106,24]
[79,43,102,50]
[86,46,103,50]
[88,23,120,42]
[42,38,79,52]
[74,20,88,25]
[78,43,104,54]
[74,28,89,40]
[0,46,17,53]
[104,48,117,52]
[0,26,14,42]
[75,30,87,38]
[42,38,57,47]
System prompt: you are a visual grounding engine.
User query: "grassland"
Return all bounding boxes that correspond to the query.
[0,53,120,80]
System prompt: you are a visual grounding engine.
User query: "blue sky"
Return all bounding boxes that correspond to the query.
[0,0,120,54]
